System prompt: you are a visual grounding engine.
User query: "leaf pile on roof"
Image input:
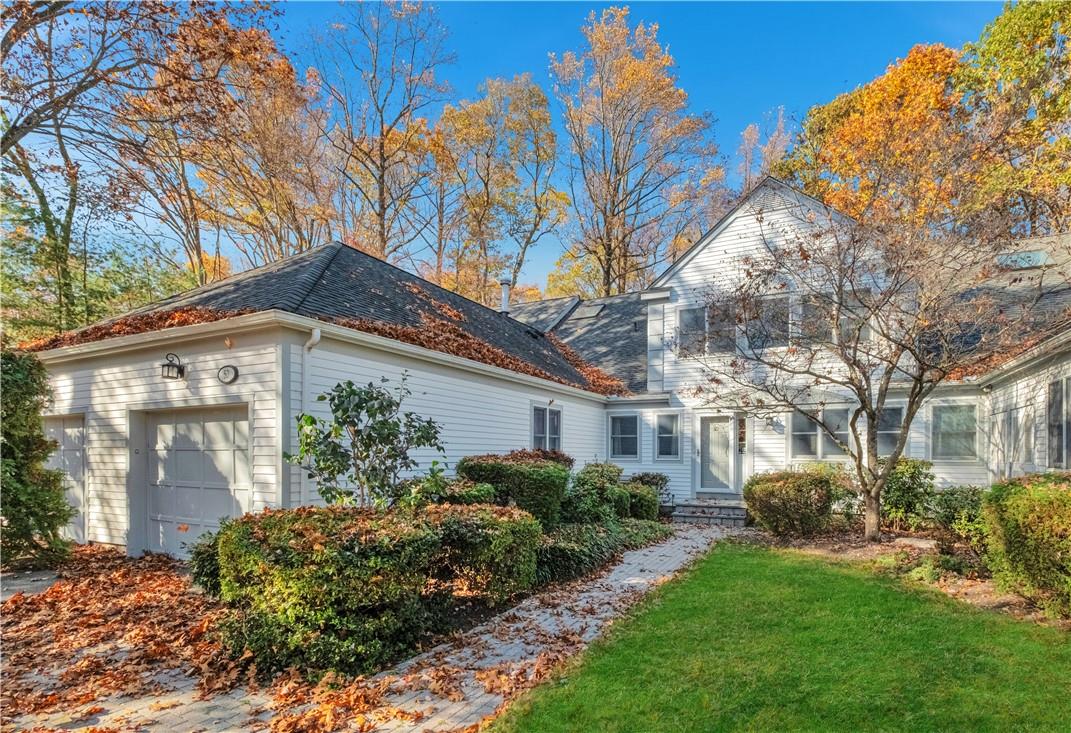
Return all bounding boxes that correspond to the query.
[0,545,236,722]
[403,282,468,322]
[547,333,630,396]
[945,319,1070,381]
[325,313,629,396]
[20,307,255,352]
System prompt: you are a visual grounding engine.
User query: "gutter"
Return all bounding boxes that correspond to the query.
[35,310,613,403]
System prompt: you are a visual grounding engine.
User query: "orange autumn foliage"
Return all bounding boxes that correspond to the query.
[20,307,254,352]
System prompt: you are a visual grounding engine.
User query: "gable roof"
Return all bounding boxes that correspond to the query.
[511,292,650,394]
[28,242,628,396]
[651,176,848,288]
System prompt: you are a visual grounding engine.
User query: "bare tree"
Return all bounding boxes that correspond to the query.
[313,0,453,260]
[685,187,1070,541]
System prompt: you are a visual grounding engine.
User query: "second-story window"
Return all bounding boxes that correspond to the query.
[744,295,791,350]
[678,303,737,355]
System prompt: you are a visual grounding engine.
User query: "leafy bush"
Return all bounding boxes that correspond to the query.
[286,375,443,506]
[216,507,442,676]
[0,350,73,568]
[608,485,631,518]
[499,448,575,468]
[536,519,672,585]
[881,458,935,530]
[441,479,497,505]
[456,455,568,528]
[628,472,672,506]
[188,527,222,596]
[743,469,839,537]
[982,472,1071,615]
[624,482,659,520]
[560,481,615,524]
[425,503,541,604]
[574,462,623,494]
[929,485,986,544]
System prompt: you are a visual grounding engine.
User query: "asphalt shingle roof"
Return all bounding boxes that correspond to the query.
[508,296,579,332]
[87,243,610,392]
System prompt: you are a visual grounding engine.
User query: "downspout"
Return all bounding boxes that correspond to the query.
[299,327,321,504]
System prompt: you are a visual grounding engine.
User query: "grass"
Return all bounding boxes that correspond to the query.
[493,542,1071,733]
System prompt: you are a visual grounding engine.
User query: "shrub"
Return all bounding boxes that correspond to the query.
[188,527,222,596]
[982,472,1071,615]
[216,507,442,676]
[624,482,659,520]
[456,455,569,528]
[286,375,444,506]
[560,481,615,524]
[881,458,935,530]
[441,479,497,505]
[535,519,672,585]
[608,485,631,518]
[425,503,541,604]
[628,472,672,506]
[743,469,838,537]
[0,350,73,568]
[574,462,623,495]
[499,448,575,469]
[929,485,986,544]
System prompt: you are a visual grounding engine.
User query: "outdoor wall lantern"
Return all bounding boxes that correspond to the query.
[160,353,185,380]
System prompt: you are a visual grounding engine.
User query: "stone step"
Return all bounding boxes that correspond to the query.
[695,491,744,502]
[674,505,747,519]
[673,514,747,528]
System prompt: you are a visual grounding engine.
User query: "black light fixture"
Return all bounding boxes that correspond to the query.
[161,353,185,380]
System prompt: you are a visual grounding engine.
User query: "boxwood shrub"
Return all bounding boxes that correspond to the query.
[624,482,659,520]
[743,468,839,537]
[216,507,441,676]
[608,485,631,518]
[982,472,1071,615]
[424,503,541,604]
[456,454,569,528]
[536,519,673,585]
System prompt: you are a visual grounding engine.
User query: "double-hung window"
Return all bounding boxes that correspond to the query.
[745,295,790,350]
[532,405,562,451]
[655,414,680,459]
[610,414,640,459]
[931,404,977,460]
[791,408,850,460]
[1049,378,1071,469]
[876,406,904,456]
[799,292,871,345]
[678,303,736,355]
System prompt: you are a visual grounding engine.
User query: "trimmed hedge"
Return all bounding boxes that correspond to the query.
[743,468,839,537]
[608,485,631,518]
[210,504,541,676]
[498,448,575,468]
[456,455,569,528]
[982,472,1071,615]
[624,482,659,520]
[424,503,541,604]
[441,479,497,505]
[536,519,673,585]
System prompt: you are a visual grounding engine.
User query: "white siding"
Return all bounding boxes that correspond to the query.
[296,336,608,505]
[43,329,283,547]
[605,405,694,503]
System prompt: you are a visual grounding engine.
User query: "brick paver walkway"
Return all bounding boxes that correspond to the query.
[9,524,730,732]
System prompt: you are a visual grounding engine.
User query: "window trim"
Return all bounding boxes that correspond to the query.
[676,303,738,357]
[788,407,852,462]
[608,412,641,461]
[929,402,979,462]
[531,403,562,452]
[653,412,682,461]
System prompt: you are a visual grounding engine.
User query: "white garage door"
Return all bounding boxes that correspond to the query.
[44,415,86,543]
[147,406,251,558]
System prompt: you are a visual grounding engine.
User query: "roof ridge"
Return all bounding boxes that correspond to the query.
[290,242,344,313]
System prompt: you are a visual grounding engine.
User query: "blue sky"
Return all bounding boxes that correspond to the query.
[277,1,1004,287]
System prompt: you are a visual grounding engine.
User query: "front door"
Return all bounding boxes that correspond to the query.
[699,416,733,490]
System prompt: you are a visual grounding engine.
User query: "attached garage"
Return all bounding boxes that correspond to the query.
[144,405,252,558]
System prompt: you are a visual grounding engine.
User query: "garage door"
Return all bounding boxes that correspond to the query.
[44,415,86,543]
[147,406,251,558]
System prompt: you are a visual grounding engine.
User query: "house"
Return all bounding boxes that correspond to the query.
[33,179,1071,556]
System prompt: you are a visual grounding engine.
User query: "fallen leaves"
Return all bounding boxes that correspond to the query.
[21,307,254,352]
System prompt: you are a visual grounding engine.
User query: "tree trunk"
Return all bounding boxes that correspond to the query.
[863,491,881,542]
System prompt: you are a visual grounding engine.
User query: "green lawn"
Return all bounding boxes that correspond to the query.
[493,543,1071,733]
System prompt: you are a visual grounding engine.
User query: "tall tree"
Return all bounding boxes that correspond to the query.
[314,0,453,260]
[550,6,725,297]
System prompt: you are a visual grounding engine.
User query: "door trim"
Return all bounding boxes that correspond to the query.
[692,411,740,495]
